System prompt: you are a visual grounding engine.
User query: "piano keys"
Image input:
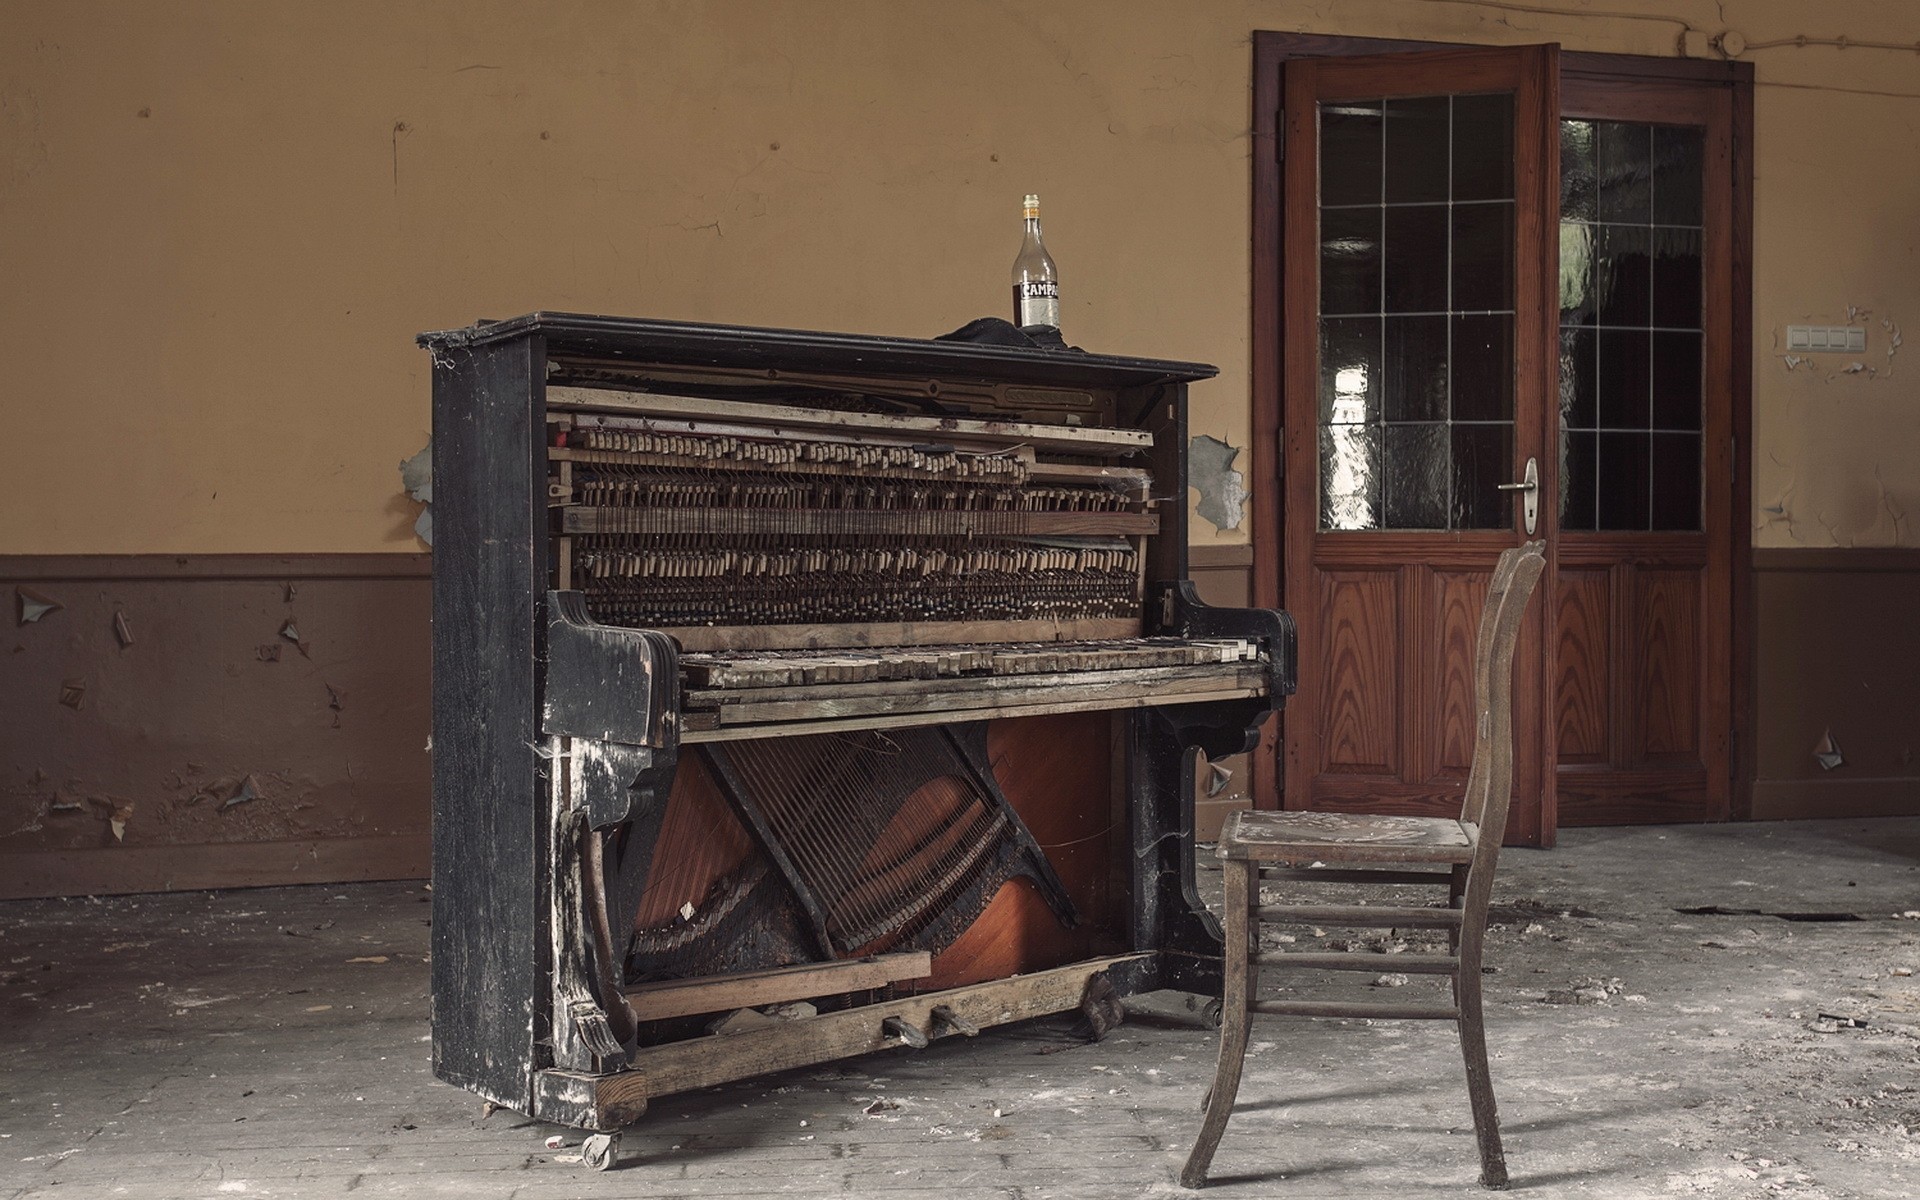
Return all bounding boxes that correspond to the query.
[420,313,1296,1154]
[677,638,1270,740]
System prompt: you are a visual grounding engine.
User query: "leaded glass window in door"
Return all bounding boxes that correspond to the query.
[1318,93,1516,531]
[1558,119,1705,531]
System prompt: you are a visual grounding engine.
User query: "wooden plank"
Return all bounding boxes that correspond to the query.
[701,667,1270,725]
[679,648,1259,698]
[1025,463,1155,485]
[1251,999,1460,1020]
[620,954,1148,1096]
[682,685,1266,743]
[546,386,1152,455]
[1253,951,1460,973]
[1253,903,1462,928]
[1254,867,1455,887]
[559,506,1157,538]
[622,948,929,1013]
[549,444,1062,488]
[660,616,1143,653]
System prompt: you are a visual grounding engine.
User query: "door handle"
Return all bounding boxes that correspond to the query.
[1496,457,1539,534]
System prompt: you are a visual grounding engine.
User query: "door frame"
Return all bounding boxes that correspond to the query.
[1249,32,1757,825]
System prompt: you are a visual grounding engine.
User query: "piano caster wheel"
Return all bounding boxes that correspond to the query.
[582,1131,619,1172]
[1202,998,1223,1030]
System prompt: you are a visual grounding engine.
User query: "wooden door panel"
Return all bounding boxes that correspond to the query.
[1432,570,1488,776]
[1553,570,1610,764]
[1319,571,1400,774]
[1635,570,1701,759]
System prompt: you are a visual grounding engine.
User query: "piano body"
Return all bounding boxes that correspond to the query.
[419,313,1296,1136]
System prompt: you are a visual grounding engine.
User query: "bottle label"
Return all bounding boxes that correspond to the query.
[1014,281,1061,328]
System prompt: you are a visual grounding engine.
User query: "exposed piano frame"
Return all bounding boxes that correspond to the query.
[420,313,1296,1144]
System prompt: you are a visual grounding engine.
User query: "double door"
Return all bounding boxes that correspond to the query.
[1266,43,1737,843]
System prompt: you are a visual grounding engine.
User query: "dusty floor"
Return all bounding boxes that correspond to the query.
[3,818,1919,1199]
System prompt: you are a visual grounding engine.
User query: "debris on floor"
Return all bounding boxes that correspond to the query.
[1541,977,1625,1005]
[5,821,1920,1198]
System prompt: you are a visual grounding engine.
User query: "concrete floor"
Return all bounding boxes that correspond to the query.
[3,819,1918,1199]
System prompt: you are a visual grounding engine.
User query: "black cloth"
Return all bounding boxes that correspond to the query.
[935,317,1080,353]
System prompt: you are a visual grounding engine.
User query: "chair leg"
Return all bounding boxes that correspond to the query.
[1456,966,1509,1189]
[1181,859,1254,1189]
[1448,866,1467,1005]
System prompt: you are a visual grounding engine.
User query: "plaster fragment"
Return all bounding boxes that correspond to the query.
[400,441,432,504]
[1813,730,1844,772]
[109,803,134,842]
[58,680,85,709]
[112,610,134,648]
[1187,435,1248,532]
[16,587,60,625]
[223,775,262,809]
[401,440,434,547]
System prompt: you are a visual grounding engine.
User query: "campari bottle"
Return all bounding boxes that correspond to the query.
[1011,193,1061,331]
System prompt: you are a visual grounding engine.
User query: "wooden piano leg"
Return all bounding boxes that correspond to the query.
[531,1067,651,1133]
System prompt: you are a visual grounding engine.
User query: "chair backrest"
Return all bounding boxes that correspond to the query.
[1456,541,1547,892]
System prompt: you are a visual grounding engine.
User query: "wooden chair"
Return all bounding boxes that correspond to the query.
[1181,540,1546,1191]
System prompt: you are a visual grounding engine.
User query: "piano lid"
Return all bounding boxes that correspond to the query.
[415,312,1219,390]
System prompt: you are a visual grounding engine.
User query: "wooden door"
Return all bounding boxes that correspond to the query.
[1278,46,1561,845]
[1551,77,1734,824]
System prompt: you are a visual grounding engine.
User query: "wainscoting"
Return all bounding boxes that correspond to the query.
[1752,548,1920,820]
[1185,543,1920,827]
[1,555,431,899]
[6,544,1906,898]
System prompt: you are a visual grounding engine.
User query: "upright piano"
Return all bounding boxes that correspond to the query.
[419,313,1295,1145]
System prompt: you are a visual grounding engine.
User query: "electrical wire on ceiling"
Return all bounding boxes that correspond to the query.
[1408,0,1920,59]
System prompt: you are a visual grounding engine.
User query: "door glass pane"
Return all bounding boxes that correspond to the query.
[1559,119,1704,531]
[1317,92,1516,531]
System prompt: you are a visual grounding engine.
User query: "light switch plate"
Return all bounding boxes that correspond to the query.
[1787,325,1867,353]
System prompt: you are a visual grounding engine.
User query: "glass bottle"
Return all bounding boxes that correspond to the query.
[1011,194,1061,330]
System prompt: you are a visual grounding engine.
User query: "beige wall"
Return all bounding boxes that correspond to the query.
[3,0,1915,554]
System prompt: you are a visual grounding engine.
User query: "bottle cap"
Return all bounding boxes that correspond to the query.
[1022,194,1040,217]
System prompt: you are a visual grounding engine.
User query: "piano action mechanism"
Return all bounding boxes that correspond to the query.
[420,313,1296,1148]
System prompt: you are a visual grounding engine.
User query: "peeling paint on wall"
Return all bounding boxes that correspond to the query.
[1771,314,1899,383]
[1759,304,1919,548]
[399,440,433,547]
[1187,435,1247,533]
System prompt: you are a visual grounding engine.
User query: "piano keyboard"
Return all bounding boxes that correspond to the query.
[678,637,1268,741]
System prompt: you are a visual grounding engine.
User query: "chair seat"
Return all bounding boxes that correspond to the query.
[1219,809,1479,865]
